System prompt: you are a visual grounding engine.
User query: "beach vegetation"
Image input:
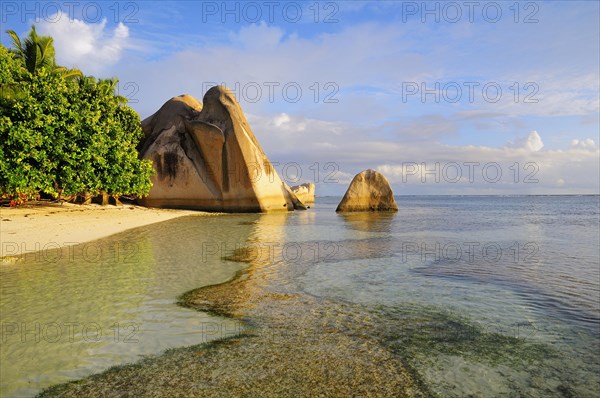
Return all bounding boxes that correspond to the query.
[0,27,153,205]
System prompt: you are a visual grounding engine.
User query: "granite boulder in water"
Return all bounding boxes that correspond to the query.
[336,169,398,212]
[290,182,315,205]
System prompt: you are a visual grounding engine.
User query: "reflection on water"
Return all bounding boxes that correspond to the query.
[0,215,273,397]
[337,211,397,233]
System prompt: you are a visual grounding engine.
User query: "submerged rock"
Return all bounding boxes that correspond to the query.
[290,182,315,205]
[336,169,398,212]
[138,86,303,212]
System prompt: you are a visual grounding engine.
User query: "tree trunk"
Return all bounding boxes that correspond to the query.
[82,192,92,205]
[111,196,123,206]
[100,191,109,206]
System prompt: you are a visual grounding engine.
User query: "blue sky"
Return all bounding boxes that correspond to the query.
[1,1,599,195]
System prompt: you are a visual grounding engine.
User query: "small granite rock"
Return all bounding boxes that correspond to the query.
[290,183,315,205]
[336,169,398,212]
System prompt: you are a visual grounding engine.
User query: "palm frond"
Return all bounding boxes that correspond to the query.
[55,66,83,81]
[5,30,24,58]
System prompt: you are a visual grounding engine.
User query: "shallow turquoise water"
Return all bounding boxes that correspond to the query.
[1,196,598,397]
[300,196,600,396]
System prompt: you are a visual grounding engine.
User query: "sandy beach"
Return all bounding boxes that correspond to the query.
[0,202,208,258]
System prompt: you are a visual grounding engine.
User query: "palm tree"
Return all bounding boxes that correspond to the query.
[55,66,84,80]
[73,76,128,109]
[98,78,127,104]
[5,26,82,79]
[79,77,127,103]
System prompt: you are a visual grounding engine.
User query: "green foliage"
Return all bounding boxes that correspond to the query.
[0,41,153,202]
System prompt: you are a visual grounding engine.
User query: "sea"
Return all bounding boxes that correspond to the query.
[1,195,599,397]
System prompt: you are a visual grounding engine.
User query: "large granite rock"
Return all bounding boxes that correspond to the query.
[290,182,315,205]
[138,86,304,212]
[336,169,398,212]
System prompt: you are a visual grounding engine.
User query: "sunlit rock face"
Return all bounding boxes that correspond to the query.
[336,169,398,212]
[138,86,303,212]
[290,182,315,205]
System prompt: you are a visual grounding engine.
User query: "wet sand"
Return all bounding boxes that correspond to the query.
[0,202,209,258]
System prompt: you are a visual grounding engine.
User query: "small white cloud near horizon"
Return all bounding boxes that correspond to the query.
[571,138,598,150]
[273,113,291,127]
[508,131,544,152]
[37,11,130,75]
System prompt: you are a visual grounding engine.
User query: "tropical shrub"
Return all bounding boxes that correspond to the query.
[0,29,153,204]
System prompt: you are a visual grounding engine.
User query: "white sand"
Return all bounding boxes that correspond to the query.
[0,203,210,258]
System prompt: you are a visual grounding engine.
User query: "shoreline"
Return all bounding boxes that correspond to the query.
[0,202,212,259]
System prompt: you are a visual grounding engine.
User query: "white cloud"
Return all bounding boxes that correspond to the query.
[246,112,348,158]
[37,11,130,75]
[507,131,544,152]
[273,113,291,127]
[523,130,544,152]
[526,132,545,152]
[571,138,598,150]
[234,22,284,49]
[487,73,600,117]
